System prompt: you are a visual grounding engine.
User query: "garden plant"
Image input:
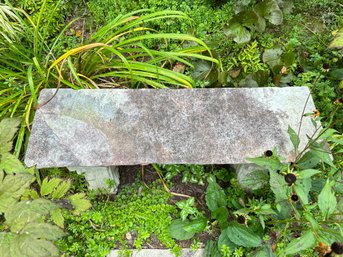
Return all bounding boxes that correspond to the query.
[0,0,342,256]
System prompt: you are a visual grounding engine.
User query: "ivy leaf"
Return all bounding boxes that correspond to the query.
[284,231,315,256]
[68,193,91,215]
[226,223,262,247]
[0,153,26,174]
[318,180,337,220]
[0,118,21,154]
[167,219,194,240]
[329,28,343,49]
[287,126,300,153]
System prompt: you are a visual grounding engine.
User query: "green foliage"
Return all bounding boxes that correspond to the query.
[58,180,181,257]
[158,164,207,185]
[235,41,268,73]
[176,197,202,221]
[224,0,286,44]
[204,118,343,256]
[0,118,91,257]
[206,176,229,229]
[0,3,216,156]
[168,197,207,241]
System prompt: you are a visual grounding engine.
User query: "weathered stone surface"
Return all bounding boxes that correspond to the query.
[67,166,119,192]
[25,87,318,168]
[108,249,204,257]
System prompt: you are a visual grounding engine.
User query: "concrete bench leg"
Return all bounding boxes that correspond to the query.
[67,166,120,193]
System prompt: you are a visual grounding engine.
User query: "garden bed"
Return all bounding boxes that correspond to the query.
[0,0,342,257]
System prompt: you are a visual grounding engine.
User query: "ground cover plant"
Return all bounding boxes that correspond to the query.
[0,0,342,256]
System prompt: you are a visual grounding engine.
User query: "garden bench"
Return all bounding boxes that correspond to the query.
[25,87,318,191]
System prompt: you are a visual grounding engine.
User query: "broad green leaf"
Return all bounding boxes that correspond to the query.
[167,219,194,240]
[51,208,65,228]
[329,28,343,49]
[255,244,275,257]
[297,169,321,179]
[224,22,251,44]
[297,151,320,169]
[284,231,315,256]
[218,229,237,251]
[269,171,290,201]
[276,200,292,219]
[0,232,16,256]
[51,180,71,199]
[68,193,91,215]
[329,68,343,80]
[318,227,343,246]
[184,217,207,234]
[255,0,283,25]
[287,126,300,153]
[211,206,229,229]
[262,48,283,68]
[294,178,311,204]
[21,223,64,240]
[0,173,32,213]
[236,164,269,192]
[312,148,335,168]
[226,223,262,247]
[0,153,26,173]
[205,240,221,257]
[17,234,60,257]
[40,177,62,196]
[5,199,58,232]
[205,181,227,212]
[0,118,21,154]
[318,180,337,220]
[319,128,337,140]
[246,157,281,172]
[304,212,319,231]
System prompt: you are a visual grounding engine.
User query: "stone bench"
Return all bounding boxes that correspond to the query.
[25,87,318,191]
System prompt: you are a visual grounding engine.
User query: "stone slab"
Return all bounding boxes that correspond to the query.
[25,87,318,168]
[67,166,119,192]
[108,249,204,257]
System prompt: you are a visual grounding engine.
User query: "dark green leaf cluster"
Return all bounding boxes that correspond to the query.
[158,164,207,185]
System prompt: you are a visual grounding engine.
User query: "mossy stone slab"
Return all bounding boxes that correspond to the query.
[25,87,317,168]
